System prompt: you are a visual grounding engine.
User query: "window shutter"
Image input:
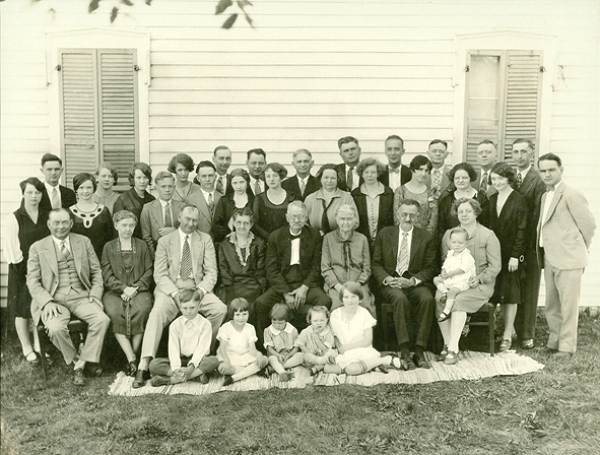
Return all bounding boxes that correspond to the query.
[98,49,139,191]
[58,48,138,190]
[502,50,542,165]
[59,49,100,187]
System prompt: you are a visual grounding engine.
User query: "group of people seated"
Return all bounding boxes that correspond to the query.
[4,134,595,387]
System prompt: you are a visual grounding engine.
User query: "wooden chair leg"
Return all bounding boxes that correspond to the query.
[37,326,48,381]
[489,307,496,357]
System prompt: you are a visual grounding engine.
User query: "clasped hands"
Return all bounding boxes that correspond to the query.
[121,286,138,302]
[283,284,309,309]
[382,276,415,289]
[171,365,195,383]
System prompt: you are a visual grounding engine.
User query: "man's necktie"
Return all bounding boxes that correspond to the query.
[253,179,262,195]
[207,192,214,215]
[164,201,173,227]
[180,235,193,279]
[346,166,354,190]
[479,171,488,194]
[299,179,306,197]
[515,171,523,189]
[216,175,225,194]
[60,240,71,261]
[432,169,442,190]
[396,232,409,276]
[51,187,60,209]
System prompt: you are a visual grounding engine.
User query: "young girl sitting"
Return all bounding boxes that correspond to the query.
[329,281,400,375]
[295,306,337,375]
[217,298,268,386]
[263,303,304,382]
[434,227,476,322]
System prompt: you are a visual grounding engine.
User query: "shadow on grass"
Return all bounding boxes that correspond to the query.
[1,312,599,455]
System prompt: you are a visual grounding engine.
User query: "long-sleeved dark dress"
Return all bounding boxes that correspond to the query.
[252,191,296,240]
[113,188,155,239]
[211,193,254,243]
[437,188,489,241]
[69,204,116,260]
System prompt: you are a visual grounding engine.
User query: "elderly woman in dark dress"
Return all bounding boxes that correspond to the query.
[3,177,49,362]
[217,207,267,324]
[69,173,115,259]
[437,162,489,240]
[488,162,528,352]
[211,168,254,243]
[437,198,501,365]
[101,210,153,376]
[351,157,394,250]
[252,162,295,240]
[113,162,155,239]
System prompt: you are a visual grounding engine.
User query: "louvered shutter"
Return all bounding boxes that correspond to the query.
[98,49,138,191]
[59,49,100,186]
[502,50,542,165]
[58,48,138,190]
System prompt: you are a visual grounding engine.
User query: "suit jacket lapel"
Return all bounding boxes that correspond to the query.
[409,229,419,266]
[390,227,399,266]
[43,236,59,277]
[172,232,181,278]
[69,235,84,277]
[543,185,564,225]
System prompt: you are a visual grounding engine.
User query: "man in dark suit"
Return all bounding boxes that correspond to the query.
[212,145,232,195]
[282,149,320,201]
[379,135,412,191]
[335,136,362,192]
[427,139,452,197]
[511,139,546,349]
[372,199,437,370]
[39,153,77,211]
[255,201,331,346]
[475,140,499,198]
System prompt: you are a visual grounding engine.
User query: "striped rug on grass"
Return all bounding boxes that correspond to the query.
[108,350,544,397]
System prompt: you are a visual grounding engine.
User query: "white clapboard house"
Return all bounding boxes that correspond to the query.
[1,0,598,307]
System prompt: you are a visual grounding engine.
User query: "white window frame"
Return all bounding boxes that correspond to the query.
[46,28,151,181]
[452,31,557,162]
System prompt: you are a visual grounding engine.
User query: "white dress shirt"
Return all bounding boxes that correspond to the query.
[249,177,265,195]
[290,235,301,265]
[539,181,562,248]
[168,314,212,370]
[52,235,72,256]
[387,166,402,192]
[45,182,61,209]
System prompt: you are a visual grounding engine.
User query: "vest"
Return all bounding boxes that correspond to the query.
[54,252,86,302]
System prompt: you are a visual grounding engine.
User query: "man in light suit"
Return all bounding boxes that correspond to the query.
[133,205,227,387]
[372,199,437,370]
[140,171,185,257]
[512,139,546,349]
[426,139,452,198]
[282,149,320,201]
[194,160,222,234]
[335,136,362,192]
[537,153,596,358]
[475,140,499,198]
[38,153,77,211]
[26,209,109,386]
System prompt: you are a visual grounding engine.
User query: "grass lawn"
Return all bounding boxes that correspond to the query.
[1,312,599,455]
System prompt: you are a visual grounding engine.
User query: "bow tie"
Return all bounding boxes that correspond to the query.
[389,167,400,174]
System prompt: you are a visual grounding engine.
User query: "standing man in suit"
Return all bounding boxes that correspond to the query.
[133,205,227,387]
[512,139,546,349]
[537,153,595,358]
[476,140,499,198]
[39,153,77,211]
[427,139,452,197]
[140,171,185,257]
[212,145,232,195]
[26,208,110,385]
[372,199,437,370]
[282,149,320,201]
[193,161,222,234]
[255,201,331,346]
[335,136,362,192]
[247,148,267,196]
[380,135,412,191]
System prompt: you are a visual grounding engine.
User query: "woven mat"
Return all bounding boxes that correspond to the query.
[108,350,544,397]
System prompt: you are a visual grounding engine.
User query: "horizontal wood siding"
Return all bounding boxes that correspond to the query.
[1,0,599,305]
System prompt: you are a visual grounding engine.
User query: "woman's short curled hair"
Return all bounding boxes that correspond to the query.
[491,162,517,187]
[229,167,251,184]
[264,162,288,180]
[112,209,138,225]
[316,163,339,181]
[96,162,119,185]
[409,155,433,172]
[72,172,97,192]
[168,153,195,173]
[448,162,477,183]
[231,206,254,224]
[355,157,385,178]
[128,162,152,187]
[335,203,360,230]
[453,197,482,217]
[19,177,44,194]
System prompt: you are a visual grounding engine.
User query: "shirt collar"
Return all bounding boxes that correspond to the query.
[159,198,171,207]
[45,182,59,193]
[182,314,202,327]
[269,322,294,336]
[52,235,71,250]
[519,165,532,179]
[547,180,562,192]
[178,228,192,242]
[200,188,214,199]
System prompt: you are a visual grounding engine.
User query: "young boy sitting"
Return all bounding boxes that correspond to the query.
[149,289,219,387]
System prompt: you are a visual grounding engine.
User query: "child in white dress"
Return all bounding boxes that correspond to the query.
[263,303,304,382]
[328,282,400,375]
[434,227,476,322]
[295,306,337,375]
[217,298,268,386]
